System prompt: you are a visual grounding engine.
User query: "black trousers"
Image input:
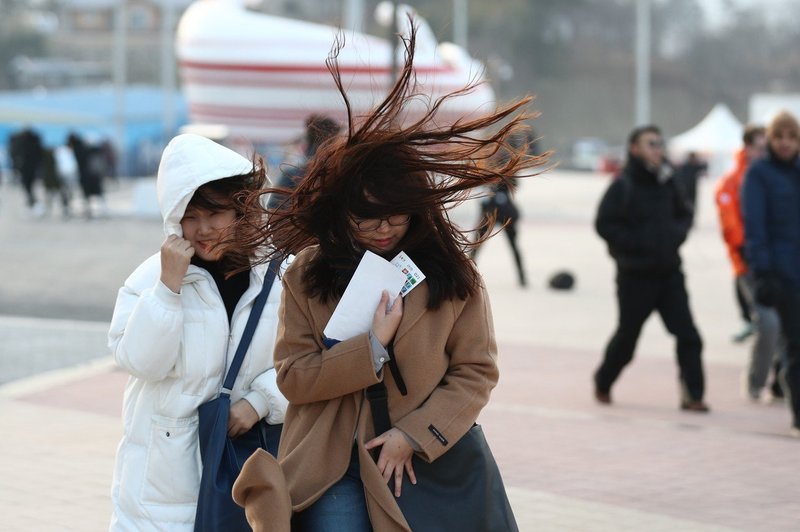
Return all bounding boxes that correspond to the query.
[20,166,38,207]
[776,289,800,429]
[595,268,705,401]
[471,221,526,286]
[735,278,752,323]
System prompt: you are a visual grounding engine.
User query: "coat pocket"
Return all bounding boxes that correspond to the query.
[141,414,201,505]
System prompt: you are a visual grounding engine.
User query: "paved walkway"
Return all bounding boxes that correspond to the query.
[1,170,798,530]
[1,338,797,531]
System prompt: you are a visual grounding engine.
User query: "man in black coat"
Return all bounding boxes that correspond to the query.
[594,125,708,412]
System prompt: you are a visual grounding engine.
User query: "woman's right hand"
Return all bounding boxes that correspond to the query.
[160,235,194,293]
[372,290,403,347]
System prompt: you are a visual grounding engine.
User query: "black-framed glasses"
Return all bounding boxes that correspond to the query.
[351,214,411,232]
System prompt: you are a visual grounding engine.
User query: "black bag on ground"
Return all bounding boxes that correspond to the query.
[194,259,281,532]
[366,378,518,532]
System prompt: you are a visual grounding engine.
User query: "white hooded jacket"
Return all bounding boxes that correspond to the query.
[108,134,288,531]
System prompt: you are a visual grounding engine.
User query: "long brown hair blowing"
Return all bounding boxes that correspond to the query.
[232,20,547,308]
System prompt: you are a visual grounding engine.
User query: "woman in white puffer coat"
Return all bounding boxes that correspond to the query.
[108,134,288,531]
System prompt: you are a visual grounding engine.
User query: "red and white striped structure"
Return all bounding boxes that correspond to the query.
[176,0,496,145]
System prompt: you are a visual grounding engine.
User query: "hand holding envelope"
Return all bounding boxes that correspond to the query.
[372,290,404,347]
[323,251,426,343]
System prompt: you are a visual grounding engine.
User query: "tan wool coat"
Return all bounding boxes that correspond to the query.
[235,245,500,531]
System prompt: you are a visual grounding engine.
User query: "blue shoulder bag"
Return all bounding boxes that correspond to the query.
[194,259,282,532]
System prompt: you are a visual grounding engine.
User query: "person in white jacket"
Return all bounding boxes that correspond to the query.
[108,134,288,531]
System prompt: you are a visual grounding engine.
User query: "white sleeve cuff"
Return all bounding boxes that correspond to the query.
[243,390,270,420]
[153,279,183,310]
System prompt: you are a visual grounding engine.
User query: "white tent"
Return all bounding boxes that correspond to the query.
[749,93,800,125]
[668,103,743,178]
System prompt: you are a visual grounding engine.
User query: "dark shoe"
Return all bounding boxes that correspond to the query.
[770,380,785,400]
[595,389,612,405]
[681,400,710,413]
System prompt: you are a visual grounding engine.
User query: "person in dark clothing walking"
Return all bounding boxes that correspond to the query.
[742,111,800,436]
[40,147,71,218]
[11,127,44,211]
[673,151,707,225]
[471,131,538,287]
[470,179,525,286]
[594,125,708,412]
[67,132,106,218]
[267,114,341,211]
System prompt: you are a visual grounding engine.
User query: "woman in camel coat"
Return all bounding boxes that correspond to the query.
[230,24,543,532]
[275,243,501,530]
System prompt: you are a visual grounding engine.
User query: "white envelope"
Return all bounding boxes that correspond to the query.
[323,251,408,341]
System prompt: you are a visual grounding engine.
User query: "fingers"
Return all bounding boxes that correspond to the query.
[162,235,194,256]
[227,414,251,438]
[379,290,390,311]
[365,434,391,479]
[160,236,195,292]
[364,435,384,450]
[378,460,406,497]
[227,419,242,438]
[373,291,390,320]
[404,458,417,485]
[231,399,259,426]
[372,290,404,347]
[393,464,404,497]
[368,429,416,497]
[388,293,403,316]
[226,400,259,438]
[387,459,417,498]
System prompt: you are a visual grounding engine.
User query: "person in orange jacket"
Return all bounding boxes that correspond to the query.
[715,124,783,401]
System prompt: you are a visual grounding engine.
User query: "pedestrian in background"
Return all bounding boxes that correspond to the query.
[67,131,107,218]
[714,124,784,402]
[53,141,79,202]
[10,127,44,215]
[108,134,288,530]
[594,125,708,412]
[39,147,71,218]
[742,111,800,436]
[471,131,531,287]
[267,114,341,211]
[673,150,707,225]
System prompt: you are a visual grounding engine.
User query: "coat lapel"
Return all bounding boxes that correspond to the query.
[306,294,338,342]
[394,282,428,343]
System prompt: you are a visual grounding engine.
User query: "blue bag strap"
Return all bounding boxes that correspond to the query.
[221,257,281,394]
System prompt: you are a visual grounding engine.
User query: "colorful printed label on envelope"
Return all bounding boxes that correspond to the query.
[391,251,426,297]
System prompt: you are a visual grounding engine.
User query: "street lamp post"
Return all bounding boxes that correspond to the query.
[344,0,364,33]
[453,0,468,49]
[389,1,398,85]
[113,0,127,175]
[635,0,651,126]
[161,0,177,143]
